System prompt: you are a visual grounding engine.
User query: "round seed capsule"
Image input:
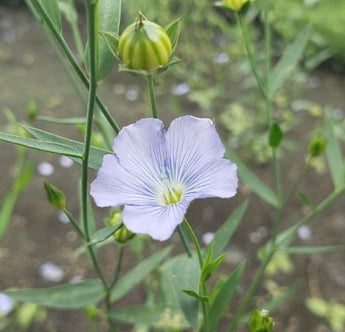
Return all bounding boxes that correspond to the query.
[119,18,172,72]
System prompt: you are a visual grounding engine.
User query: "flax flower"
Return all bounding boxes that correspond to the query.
[91,116,238,241]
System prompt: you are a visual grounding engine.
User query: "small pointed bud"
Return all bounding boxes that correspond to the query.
[249,308,274,332]
[44,182,66,211]
[308,133,327,157]
[118,14,172,72]
[107,212,135,244]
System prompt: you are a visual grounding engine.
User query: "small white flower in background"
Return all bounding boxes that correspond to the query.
[170,83,190,96]
[125,85,140,101]
[39,262,64,282]
[37,162,54,176]
[57,211,69,224]
[297,225,312,240]
[0,293,14,316]
[214,52,229,64]
[202,232,215,245]
[59,156,74,168]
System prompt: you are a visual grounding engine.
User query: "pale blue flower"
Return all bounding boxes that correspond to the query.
[91,116,238,241]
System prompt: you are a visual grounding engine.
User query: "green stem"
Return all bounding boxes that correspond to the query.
[236,13,266,98]
[178,225,192,258]
[264,0,272,125]
[63,209,85,240]
[30,0,121,134]
[147,74,158,118]
[183,218,208,332]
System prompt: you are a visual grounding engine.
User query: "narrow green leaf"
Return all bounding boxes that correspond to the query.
[268,26,310,96]
[89,225,122,245]
[282,245,344,255]
[202,253,226,282]
[208,261,246,332]
[183,290,209,303]
[111,246,172,301]
[100,31,119,57]
[5,280,104,309]
[225,146,280,208]
[165,17,183,52]
[22,125,111,170]
[160,254,200,329]
[0,162,33,240]
[268,123,283,148]
[37,115,86,124]
[87,0,121,81]
[325,116,344,189]
[38,0,62,33]
[0,132,81,158]
[210,200,249,258]
[110,304,188,328]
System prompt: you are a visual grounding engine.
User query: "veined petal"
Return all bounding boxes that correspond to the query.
[90,154,158,207]
[122,201,190,241]
[113,118,167,188]
[166,116,226,184]
[184,159,238,199]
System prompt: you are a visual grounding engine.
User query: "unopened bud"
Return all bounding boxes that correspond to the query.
[308,133,327,157]
[107,212,134,243]
[222,0,252,12]
[119,14,172,72]
[44,182,66,211]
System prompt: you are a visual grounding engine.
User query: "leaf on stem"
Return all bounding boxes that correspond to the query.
[88,225,122,245]
[37,0,62,33]
[268,25,311,97]
[165,17,183,52]
[225,146,280,208]
[208,261,246,332]
[268,123,283,148]
[5,280,104,309]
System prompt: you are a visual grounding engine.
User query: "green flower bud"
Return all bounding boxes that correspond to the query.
[44,182,66,211]
[222,0,252,11]
[308,133,327,157]
[118,14,172,72]
[107,212,134,244]
[249,308,274,332]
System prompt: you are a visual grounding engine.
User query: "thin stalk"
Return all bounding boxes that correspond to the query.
[183,218,208,332]
[264,0,272,125]
[271,157,312,243]
[63,209,85,240]
[70,20,85,63]
[236,13,266,98]
[147,74,158,118]
[30,0,121,134]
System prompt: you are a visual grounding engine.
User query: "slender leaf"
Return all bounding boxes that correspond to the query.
[210,200,249,258]
[86,0,121,81]
[37,115,86,124]
[282,245,344,255]
[111,246,172,301]
[100,31,119,57]
[225,146,280,208]
[183,290,209,303]
[161,254,200,329]
[5,280,104,309]
[165,17,183,52]
[89,225,122,245]
[38,0,62,33]
[208,261,246,332]
[0,163,33,240]
[22,125,111,170]
[110,304,188,328]
[268,26,311,96]
[0,132,81,158]
[325,116,344,189]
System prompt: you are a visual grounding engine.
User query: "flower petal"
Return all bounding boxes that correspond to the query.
[122,201,189,241]
[91,118,169,207]
[91,154,156,207]
[114,118,167,186]
[166,115,237,198]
